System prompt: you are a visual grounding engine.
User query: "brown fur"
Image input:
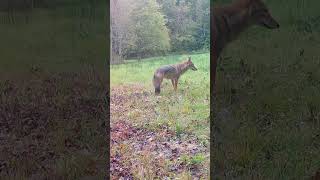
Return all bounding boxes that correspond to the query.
[153,57,197,95]
[211,0,279,94]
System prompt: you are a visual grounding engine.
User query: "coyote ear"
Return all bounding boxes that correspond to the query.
[247,0,257,4]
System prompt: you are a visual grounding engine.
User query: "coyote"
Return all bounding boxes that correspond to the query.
[153,57,197,95]
[211,0,280,93]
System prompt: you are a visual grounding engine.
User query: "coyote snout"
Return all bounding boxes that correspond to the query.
[212,0,280,94]
[249,0,279,29]
[153,57,197,95]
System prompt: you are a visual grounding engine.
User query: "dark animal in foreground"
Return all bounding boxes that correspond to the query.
[211,0,280,94]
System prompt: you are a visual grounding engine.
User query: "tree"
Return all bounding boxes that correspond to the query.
[111,0,209,62]
[127,0,170,58]
[110,0,136,63]
[160,0,209,52]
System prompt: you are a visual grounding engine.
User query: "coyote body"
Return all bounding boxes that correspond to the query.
[211,0,279,93]
[153,57,197,95]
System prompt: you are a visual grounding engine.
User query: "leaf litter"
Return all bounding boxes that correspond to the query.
[110,84,209,179]
[0,69,107,179]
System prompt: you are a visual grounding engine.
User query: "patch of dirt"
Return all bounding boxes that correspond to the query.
[110,84,209,179]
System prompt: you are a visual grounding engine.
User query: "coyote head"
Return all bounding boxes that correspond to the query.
[247,0,279,29]
[187,57,197,71]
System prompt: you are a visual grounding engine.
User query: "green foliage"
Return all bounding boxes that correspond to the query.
[161,0,210,52]
[111,0,209,60]
[180,153,206,167]
[127,0,170,58]
[190,154,206,165]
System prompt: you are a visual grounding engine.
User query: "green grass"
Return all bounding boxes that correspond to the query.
[111,53,209,84]
[214,0,320,179]
[111,53,210,140]
[110,53,210,178]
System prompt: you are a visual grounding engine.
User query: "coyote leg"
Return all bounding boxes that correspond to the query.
[171,79,175,89]
[174,78,178,91]
[154,76,163,95]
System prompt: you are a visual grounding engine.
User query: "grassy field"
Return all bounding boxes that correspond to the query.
[214,0,320,179]
[110,53,210,178]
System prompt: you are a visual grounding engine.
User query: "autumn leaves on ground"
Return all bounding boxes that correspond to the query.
[110,53,210,179]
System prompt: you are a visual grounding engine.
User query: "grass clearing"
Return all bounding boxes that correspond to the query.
[111,53,210,139]
[110,53,210,178]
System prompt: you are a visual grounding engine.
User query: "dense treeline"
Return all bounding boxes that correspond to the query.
[111,0,209,62]
[0,0,101,11]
